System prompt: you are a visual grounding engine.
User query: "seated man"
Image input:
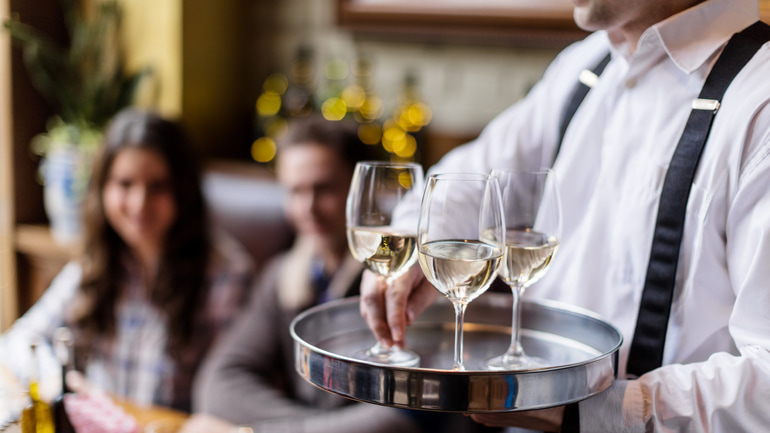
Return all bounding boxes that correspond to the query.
[183,116,491,433]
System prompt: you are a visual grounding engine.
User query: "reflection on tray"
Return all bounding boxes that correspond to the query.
[291,294,622,412]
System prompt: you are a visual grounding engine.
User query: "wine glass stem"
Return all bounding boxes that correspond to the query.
[368,341,388,356]
[370,276,396,356]
[508,283,525,357]
[452,301,468,370]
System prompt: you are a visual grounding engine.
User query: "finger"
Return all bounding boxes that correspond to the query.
[385,265,424,345]
[404,276,438,326]
[360,270,394,347]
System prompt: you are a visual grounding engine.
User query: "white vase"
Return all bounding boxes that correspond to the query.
[41,146,93,245]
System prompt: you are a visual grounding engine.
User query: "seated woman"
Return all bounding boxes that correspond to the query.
[0,108,255,412]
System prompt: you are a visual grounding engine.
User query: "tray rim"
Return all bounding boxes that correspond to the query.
[290,293,624,412]
[291,294,623,373]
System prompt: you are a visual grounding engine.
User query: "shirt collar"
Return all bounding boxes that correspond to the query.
[648,0,760,74]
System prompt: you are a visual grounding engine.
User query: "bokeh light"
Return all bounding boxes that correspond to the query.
[321,97,348,121]
[341,84,366,111]
[398,170,414,189]
[256,93,282,117]
[263,73,289,95]
[251,137,277,162]
[396,102,432,132]
[359,96,383,120]
[393,133,417,158]
[357,123,382,145]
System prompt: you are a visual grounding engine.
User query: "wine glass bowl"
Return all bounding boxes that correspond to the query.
[486,168,562,371]
[347,228,417,283]
[346,161,424,367]
[417,173,505,370]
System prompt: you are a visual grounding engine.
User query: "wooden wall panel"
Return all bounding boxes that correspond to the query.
[0,0,15,331]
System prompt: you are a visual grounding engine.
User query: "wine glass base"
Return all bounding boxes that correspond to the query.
[350,346,421,367]
[485,353,548,371]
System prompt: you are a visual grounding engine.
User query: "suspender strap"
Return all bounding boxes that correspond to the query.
[556,52,612,159]
[626,20,770,377]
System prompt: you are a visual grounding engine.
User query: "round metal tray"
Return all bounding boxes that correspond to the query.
[290,293,622,413]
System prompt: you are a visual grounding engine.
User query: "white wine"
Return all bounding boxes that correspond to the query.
[348,227,418,279]
[501,229,559,289]
[418,240,502,303]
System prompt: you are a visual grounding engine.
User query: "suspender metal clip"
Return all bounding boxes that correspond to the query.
[691,98,721,113]
[578,69,600,88]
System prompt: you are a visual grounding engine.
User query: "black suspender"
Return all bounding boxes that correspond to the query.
[560,20,770,432]
[556,52,612,156]
[627,20,770,377]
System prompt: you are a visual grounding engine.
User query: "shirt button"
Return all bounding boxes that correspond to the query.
[625,78,637,88]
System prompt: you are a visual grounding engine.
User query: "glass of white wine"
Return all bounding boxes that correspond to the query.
[486,168,562,370]
[346,161,424,367]
[417,173,505,370]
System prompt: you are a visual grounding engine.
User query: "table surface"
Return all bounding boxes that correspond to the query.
[116,397,189,429]
[0,365,188,432]
[1,398,188,433]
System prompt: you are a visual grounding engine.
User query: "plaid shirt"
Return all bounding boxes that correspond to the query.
[0,230,254,411]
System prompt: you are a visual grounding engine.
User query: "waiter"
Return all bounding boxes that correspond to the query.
[359,0,770,431]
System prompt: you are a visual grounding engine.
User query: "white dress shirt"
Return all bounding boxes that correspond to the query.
[429,0,770,431]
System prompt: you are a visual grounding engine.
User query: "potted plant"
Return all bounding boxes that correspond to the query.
[4,0,151,243]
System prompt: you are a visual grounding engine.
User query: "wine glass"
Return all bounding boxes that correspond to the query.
[346,161,424,367]
[486,168,562,370]
[417,173,505,370]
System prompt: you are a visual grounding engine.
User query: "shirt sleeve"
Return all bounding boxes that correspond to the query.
[0,262,82,399]
[579,346,770,433]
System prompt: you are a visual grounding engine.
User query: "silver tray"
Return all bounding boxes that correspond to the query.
[290,293,622,413]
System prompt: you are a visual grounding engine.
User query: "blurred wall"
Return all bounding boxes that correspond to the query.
[118,0,254,159]
[120,0,182,117]
[79,0,770,164]
[116,0,563,162]
[248,0,561,155]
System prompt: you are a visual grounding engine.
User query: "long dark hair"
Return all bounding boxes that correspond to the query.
[72,108,211,357]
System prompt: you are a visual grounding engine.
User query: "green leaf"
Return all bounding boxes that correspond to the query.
[3,0,150,151]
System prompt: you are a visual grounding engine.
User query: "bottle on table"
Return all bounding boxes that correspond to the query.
[21,342,54,433]
[51,328,75,433]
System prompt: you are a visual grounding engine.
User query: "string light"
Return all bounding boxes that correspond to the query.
[252,49,431,164]
[256,93,282,117]
[321,97,347,121]
[251,137,277,163]
[357,123,382,145]
[341,84,366,111]
[398,170,414,189]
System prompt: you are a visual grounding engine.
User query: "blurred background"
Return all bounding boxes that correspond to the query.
[2,0,768,330]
